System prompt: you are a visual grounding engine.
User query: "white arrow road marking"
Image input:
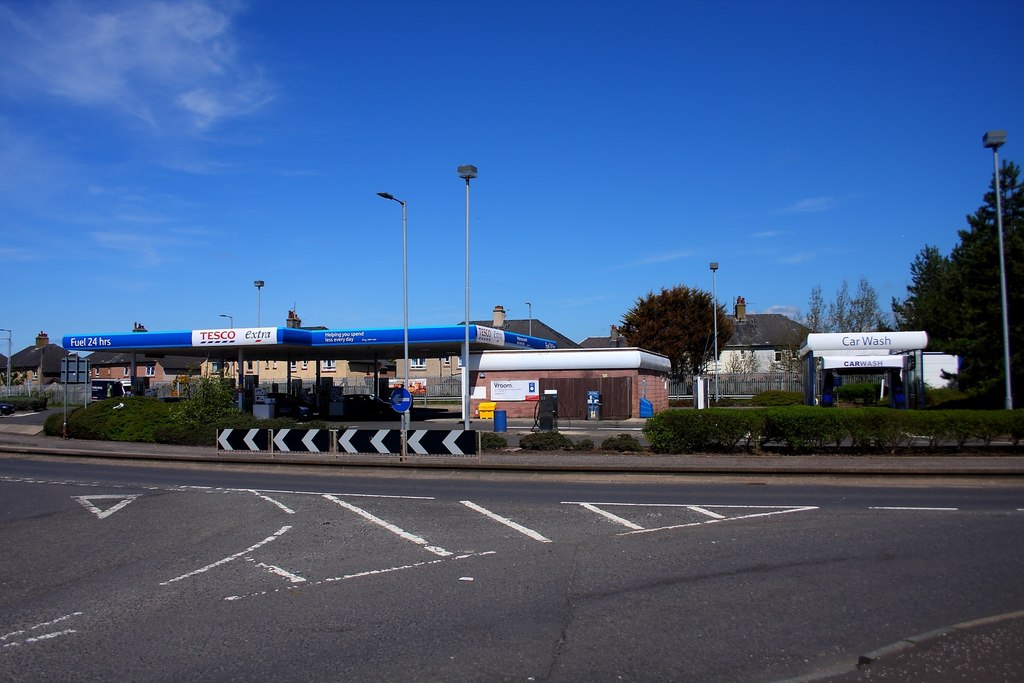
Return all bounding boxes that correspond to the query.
[160,526,292,585]
[443,430,464,455]
[243,429,261,451]
[324,495,452,556]
[73,495,140,519]
[370,430,390,453]
[217,430,233,450]
[339,429,358,453]
[302,430,320,452]
[407,430,428,454]
[461,501,551,542]
[273,429,290,452]
[245,490,295,514]
[1,612,83,649]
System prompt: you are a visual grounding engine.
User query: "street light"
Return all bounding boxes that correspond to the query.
[526,301,533,336]
[377,191,410,457]
[983,130,1012,410]
[0,328,11,398]
[219,314,233,328]
[458,164,478,430]
[710,263,719,403]
[254,280,265,327]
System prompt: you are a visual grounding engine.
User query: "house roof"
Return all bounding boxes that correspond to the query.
[10,343,71,375]
[727,314,809,349]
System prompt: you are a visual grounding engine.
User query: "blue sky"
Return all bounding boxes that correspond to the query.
[1,0,1022,353]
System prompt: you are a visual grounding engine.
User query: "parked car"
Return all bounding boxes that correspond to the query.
[338,394,398,420]
[0,402,14,416]
[264,393,315,420]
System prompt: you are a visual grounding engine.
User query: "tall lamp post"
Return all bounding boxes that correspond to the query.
[219,314,234,328]
[0,328,11,398]
[710,262,719,403]
[458,164,478,430]
[526,301,533,336]
[377,192,410,456]
[983,130,1013,410]
[254,280,265,327]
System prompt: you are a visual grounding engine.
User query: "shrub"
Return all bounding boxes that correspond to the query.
[601,433,644,453]
[480,432,508,451]
[572,438,595,452]
[171,376,238,428]
[64,397,176,442]
[3,395,49,412]
[643,409,765,453]
[519,431,574,451]
[748,391,802,407]
[762,407,845,453]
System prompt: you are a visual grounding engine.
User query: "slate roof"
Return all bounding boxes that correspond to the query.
[10,343,71,376]
[727,314,809,349]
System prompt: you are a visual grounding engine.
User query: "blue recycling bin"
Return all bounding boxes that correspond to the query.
[494,409,507,433]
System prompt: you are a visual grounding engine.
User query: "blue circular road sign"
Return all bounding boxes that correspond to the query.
[390,387,413,413]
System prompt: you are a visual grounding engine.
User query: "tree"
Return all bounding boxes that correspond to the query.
[891,245,956,345]
[806,278,889,333]
[948,161,1024,398]
[891,160,1023,402]
[802,285,826,333]
[620,285,734,375]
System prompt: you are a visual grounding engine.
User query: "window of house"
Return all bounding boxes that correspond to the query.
[290,361,297,371]
[443,357,451,366]
[246,361,254,371]
[322,360,336,372]
[146,365,155,377]
[301,361,309,371]
[410,358,426,369]
[122,367,130,377]
[273,361,278,370]
[94,367,100,377]
[775,351,783,362]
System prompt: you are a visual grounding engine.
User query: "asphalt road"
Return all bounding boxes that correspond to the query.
[2,456,1023,682]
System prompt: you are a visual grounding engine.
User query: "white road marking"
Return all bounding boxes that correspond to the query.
[224,551,496,602]
[1,612,83,649]
[579,503,645,530]
[620,506,819,535]
[869,507,959,511]
[160,526,292,585]
[245,490,295,514]
[460,500,552,542]
[248,558,306,583]
[73,494,140,519]
[323,494,452,556]
[688,505,727,519]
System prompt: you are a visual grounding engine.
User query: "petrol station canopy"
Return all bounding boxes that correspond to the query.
[62,324,558,363]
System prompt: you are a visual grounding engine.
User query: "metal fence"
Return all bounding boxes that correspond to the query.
[669,372,804,399]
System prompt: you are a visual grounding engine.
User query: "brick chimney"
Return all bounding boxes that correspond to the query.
[734,296,747,321]
[286,309,302,329]
[610,324,622,347]
[492,305,506,328]
[35,331,49,348]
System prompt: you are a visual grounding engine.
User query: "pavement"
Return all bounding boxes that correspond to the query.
[1,415,1024,681]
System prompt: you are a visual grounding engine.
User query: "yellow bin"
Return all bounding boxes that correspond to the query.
[478,402,497,419]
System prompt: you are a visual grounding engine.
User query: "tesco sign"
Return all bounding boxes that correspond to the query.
[192,327,277,346]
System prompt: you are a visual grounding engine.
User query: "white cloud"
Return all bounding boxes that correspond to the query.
[0,0,272,131]
[761,304,800,320]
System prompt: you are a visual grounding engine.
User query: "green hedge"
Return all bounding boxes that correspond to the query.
[3,395,49,412]
[644,407,1024,454]
[44,397,325,446]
